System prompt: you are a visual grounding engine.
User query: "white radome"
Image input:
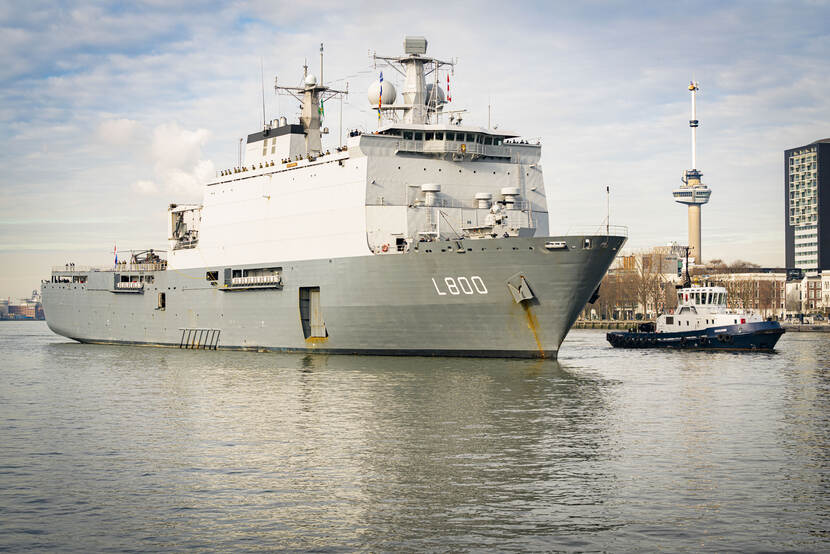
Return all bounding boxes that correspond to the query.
[367,80,397,106]
[424,83,445,105]
[304,74,318,87]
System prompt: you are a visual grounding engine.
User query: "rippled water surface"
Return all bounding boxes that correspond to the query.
[1,322,828,551]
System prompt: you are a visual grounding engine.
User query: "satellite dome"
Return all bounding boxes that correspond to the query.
[368,80,396,106]
[424,83,445,105]
[304,74,318,87]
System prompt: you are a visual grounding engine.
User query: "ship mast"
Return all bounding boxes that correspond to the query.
[373,36,454,125]
[275,43,347,156]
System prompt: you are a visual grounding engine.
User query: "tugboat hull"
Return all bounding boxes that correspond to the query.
[607,321,785,351]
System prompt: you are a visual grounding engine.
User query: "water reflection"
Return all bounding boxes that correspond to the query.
[1,324,828,551]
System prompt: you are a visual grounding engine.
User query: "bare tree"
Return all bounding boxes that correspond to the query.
[757,280,777,318]
[729,260,761,270]
[725,279,758,312]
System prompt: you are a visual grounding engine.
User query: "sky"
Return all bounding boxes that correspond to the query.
[1,0,829,300]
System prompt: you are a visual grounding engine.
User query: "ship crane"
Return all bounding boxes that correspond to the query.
[672,81,712,264]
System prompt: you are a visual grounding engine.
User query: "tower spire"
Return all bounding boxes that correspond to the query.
[672,80,711,264]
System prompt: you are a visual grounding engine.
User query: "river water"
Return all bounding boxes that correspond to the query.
[1,321,828,552]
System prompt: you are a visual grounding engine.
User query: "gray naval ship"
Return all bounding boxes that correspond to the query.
[42,37,626,358]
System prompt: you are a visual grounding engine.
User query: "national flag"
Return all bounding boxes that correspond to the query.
[447,74,451,102]
[319,99,324,118]
[378,71,383,121]
[114,243,118,265]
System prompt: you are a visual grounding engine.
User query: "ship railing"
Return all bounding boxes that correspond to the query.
[115,281,144,290]
[396,140,513,158]
[115,262,168,272]
[562,225,629,238]
[230,275,282,286]
[52,265,98,273]
[51,262,168,274]
[369,198,530,211]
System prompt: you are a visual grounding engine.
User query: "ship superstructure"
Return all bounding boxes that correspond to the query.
[42,37,627,358]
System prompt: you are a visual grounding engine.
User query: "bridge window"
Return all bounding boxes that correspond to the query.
[403,131,413,140]
[435,131,443,140]
[425,131,434,140]
[485,136,493,145]
[414,132,423,140]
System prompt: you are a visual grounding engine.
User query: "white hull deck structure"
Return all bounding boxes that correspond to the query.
[42,36,626,359]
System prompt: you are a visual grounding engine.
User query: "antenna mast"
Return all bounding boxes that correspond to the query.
[260,58,266,128]
[689,81,699,170]
[274,43,347,157]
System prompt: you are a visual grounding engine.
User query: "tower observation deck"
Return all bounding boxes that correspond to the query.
[672,81,711,263]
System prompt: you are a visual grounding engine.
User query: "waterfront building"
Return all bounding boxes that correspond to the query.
[785,138,830,271]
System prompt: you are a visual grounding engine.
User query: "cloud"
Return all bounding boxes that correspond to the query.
[131,122,214,197]
[97,118,139,145]
[2,0,830,299]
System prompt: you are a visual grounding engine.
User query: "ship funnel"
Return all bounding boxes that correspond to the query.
[421,184,441,206]
[475,192,492,209]
[501,187,521,207]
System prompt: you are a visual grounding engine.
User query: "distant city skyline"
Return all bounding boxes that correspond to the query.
[2,1,830,299]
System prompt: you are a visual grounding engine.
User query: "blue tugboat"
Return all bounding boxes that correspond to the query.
[607,281,785,351]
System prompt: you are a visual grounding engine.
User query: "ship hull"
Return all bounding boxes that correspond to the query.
[42,235,625,359]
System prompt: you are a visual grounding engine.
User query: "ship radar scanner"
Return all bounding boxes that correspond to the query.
[672,80,711,264]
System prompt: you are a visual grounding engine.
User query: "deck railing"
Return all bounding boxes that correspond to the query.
[52,262,167,273]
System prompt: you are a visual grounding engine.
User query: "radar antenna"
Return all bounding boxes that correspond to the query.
[372,36,454,124]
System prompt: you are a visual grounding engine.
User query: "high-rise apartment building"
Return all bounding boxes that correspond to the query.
[785,139,830,270]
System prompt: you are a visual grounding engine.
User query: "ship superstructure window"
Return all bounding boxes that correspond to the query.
[158,292,166,310]
[403,131,413,140]
[206,271,218,281]
[435,131,443,140]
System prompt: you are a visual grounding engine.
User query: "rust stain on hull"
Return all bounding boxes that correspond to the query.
[522,303,545,358]
[305,336,329,346]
